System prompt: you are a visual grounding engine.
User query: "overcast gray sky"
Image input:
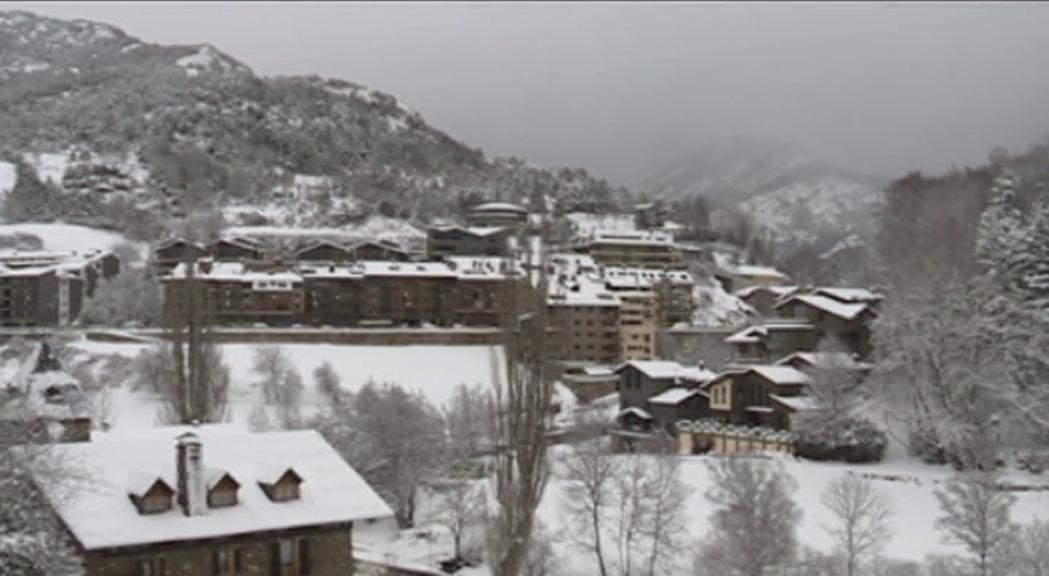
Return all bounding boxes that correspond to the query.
[5,1,1049,185]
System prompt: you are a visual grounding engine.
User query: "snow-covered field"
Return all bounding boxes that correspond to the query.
[68,340,505,429]
[0,222,140,253]
[361,451,1049,575]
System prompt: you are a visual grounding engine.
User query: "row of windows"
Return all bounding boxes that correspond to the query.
[138,537,310,576]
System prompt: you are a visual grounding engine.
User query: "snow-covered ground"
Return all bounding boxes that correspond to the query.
[360,451,1049,575]
[67,340,505,429]
[691,274,752,327]
[0,222,141,254]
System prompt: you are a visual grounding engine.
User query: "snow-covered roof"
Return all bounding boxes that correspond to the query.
[359,261,457,279]
[776,294,871,321]
[647,387,707,406]
[165,262,302,284]
[589,230,674,247]
[295,239,351,254]
[812,287,882,304]
[733,285,799,299]
[471,202,527,214]
[603,266,693,289]
[733,265,789,280]
[616,407,653,421]
[725,322,815,344]
[548,274,621,307]
[616,360,716,383]
[36,426,394,551]
[770,394,819,412]
[428,225,508,238]
[748,365,811,386]
[776,351,871,371]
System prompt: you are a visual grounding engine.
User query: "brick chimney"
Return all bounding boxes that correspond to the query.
[175,432,207,516]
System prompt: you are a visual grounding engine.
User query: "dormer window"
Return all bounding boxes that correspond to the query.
[258,468,302,503]
[206,471,241,509]
[129,478,175,515]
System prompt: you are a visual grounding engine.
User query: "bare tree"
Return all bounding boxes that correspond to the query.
[431,478,487,562]
[315,382,447,527]
[251,346,289,404]
[696,457,800,576]
[1000,518,1049,576]
[562,445,691,576]
[641,455,690,576]
[489,226,556,576]
[822,474,894,576]
[934,473,1017,576]
[445,383,493,459]
[562,443,621,576]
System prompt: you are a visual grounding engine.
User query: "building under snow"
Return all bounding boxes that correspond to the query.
[32,425,393,576]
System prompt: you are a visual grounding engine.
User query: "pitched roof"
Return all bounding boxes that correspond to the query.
[776,351,871,371]
[812,287,882,304]
[748,365,811,386]
[615,407,653,421]
[647,387,708,406]
[733,265,789,280]
[471,202,527,214]
[770,394,820,412]
[733,285,799,299]
[34,426,393,551]
[776,294,871,321]
[615,360,716,383]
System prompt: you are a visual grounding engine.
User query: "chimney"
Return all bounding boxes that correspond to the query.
[698,360,706,371]
[175,432,207,516]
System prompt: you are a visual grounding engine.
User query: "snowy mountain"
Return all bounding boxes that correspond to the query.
[0,11,628,239]
[636,137,886,250]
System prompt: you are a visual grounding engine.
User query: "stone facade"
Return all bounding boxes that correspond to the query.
[81,522,354,576]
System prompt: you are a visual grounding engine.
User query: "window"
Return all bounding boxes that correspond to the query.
[272,538,311,576]
[213,547,243,575]
[140,557,166,576]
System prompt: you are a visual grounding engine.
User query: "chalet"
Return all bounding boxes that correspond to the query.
[734,285,799,317]
[467,202,529,228]
[295,240,354,263]
[703,365,811,430]
[208,237,264,262]
[153,238,208,271]
[426,225,512,258]
[724,321,821,364]
[349,239,409,262]
[772,294,876,358]
[32,426,393,576]
[812,287,883,306]
[615,360,716,434]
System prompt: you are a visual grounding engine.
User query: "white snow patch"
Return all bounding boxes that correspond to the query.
[0,223,140,254]
[22,152,69,185]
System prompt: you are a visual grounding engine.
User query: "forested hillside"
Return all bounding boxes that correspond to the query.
[0,11,629,240]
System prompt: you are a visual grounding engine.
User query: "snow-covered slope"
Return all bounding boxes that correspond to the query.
[0,222,139,253]
[738,175,882,246]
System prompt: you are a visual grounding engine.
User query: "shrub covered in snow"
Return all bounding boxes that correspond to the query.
[794,416,887,463]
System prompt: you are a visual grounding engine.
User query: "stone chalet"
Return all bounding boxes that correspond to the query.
[34,426,393,576]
